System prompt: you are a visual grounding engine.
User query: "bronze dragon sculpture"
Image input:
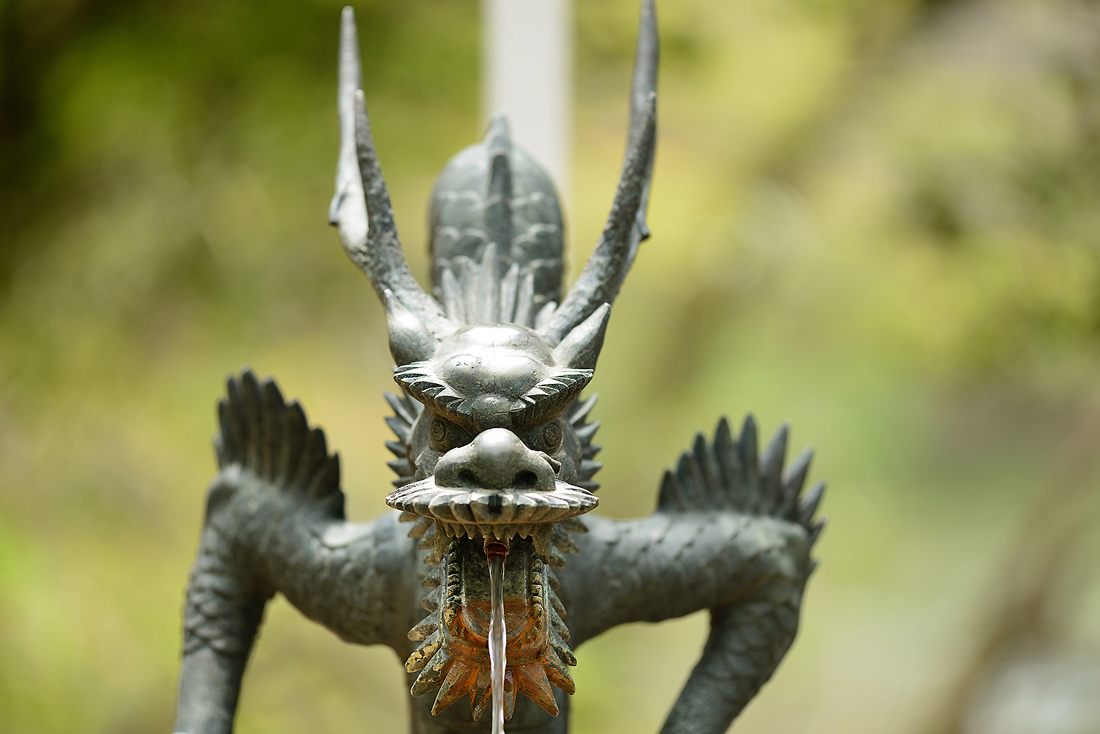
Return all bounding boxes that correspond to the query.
[172,3,825,732]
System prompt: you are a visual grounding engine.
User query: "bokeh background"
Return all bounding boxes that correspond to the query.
[3,0,1100,732]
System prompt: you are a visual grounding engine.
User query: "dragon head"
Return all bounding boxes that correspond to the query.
[327,0,658,722]
[389,319,602,546]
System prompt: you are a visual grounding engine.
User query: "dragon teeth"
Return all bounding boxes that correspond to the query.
[387,479,598,530]
[432,519,586,545]
[449,496,475,523]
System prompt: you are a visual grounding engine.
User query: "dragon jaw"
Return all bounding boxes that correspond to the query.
[400,534,578,720]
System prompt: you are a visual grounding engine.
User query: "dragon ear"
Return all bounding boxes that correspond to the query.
[383,289,440,365]
[552,303,610,371]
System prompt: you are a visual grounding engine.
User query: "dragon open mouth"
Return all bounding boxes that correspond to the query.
[402,535,577,719]
[387,478,595,719]
[387,477,597,543]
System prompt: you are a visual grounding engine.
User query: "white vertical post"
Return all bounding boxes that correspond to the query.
[482,0,572,200]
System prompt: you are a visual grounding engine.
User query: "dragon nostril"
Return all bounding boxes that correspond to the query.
[514,470,538,489]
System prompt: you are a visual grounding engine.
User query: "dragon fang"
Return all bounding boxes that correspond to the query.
[172,3,825,733]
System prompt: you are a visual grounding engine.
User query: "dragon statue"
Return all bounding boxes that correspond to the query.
[172,3,825,733]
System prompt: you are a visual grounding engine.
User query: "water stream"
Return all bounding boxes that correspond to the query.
[487,551,507,734]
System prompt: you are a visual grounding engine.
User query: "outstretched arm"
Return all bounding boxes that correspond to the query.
[173,370,421,734]
[558,415,824,733]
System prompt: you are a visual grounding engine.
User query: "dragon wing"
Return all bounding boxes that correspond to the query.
[557,415,824,734]
[173,370,420,734]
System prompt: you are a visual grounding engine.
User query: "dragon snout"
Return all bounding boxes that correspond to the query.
[434,428,556,491]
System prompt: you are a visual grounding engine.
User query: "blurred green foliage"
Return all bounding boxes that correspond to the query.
[3,0,1100,733]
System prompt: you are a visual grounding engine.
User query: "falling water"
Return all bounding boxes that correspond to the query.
[487,551,507,734]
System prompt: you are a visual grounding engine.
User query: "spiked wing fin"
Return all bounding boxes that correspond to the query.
[174,370,421,734]
[558,415,823,734]
[430,117,566,327]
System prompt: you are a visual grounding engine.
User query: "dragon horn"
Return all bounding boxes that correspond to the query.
[329,7,455,362]
[538,0,658,346]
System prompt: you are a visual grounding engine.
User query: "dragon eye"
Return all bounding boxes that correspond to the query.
[430,417,447,444]
[540,421,563,453]
[429,415,470,452]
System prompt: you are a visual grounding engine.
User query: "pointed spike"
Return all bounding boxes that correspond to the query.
[330,7,363,224]
[471,665,492,721]
[582,443,602,460]
[739,414,760,511]
[500,262,520,323]
[568,394,599,426]
[216,400,237,468]
[240,369,263,473]
[548,588,567,619]
[548,548,567,569]
[578,478,601,494]
[658,469,686,513]
[405,632,442,673]
[292,428,327,493]
[408,517,433,539]
[440,266,465,323]
[423,565,443,588]
[260,380,285,481]
[557,518,588,534]
[386,458,411,478]
[346,84,455,341]
[542,648,576,694]
[225,376,246,461]
[504,669,517,720]
[408,610,441,641]
[552,303,611,371]
[575,421,600,444]
[476,242,500,322]
[308,454,341,501]
[513,271,536,327]
[384,391,417,427]
[781,446,814,519]
[713,416,743,506]
[463,258,480,327]
[485,116,514,264]
[761,423,789,503]
[534,300,557,331]
[385,440,406,459]
[809,517,826,545]
[428,524,451,560]
[422,587,441,612]
[551,525,580,554]
[693,430,720,505]
[384,414,410,443]
[798,482,826,528]
[537,90,657,346]
[514,664,558,716]
[282,401,308,485]
[410,646,455,696]
[551,638,578,666]
[676,445,703,506]
[549,604,569,640]
[431,660,475,715]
